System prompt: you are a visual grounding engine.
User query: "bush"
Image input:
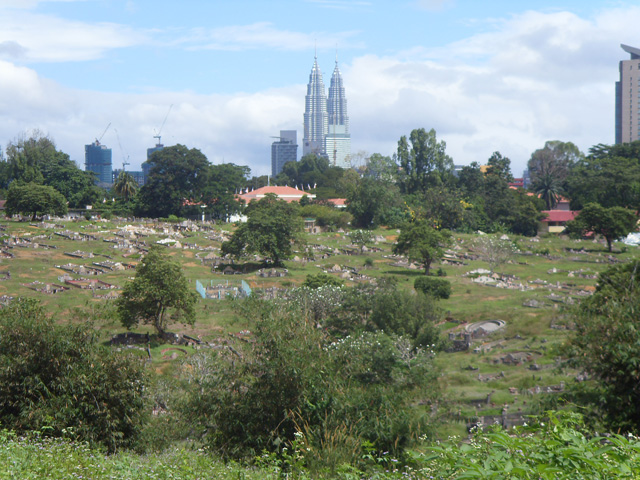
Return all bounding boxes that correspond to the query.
[414,276,452,300]
[0,298,148,452]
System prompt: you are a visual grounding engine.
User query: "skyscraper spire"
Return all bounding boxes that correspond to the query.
[303,55,328,156]
[325,55,351,168]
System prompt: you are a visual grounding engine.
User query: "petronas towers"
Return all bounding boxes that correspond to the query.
[303,55,351,168]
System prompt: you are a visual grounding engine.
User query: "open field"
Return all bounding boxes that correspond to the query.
[0,216,636,438]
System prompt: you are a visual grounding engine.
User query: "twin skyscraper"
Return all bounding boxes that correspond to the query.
[302,54,351,168]
[272,54,351,177]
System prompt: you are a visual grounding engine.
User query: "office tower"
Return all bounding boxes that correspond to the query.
[303,56,328,156]
[325,59,351,168]
[85,140,113,186]
[271,130,298,177]
[616,44,640,144]
[142,142,164,185]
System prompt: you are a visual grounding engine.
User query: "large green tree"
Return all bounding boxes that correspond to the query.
[396,128,454,194]
[528,140,583,203]
[221,194,303,266]
[135,144,211,218]
[565,203,637,252]
[5,182,68,220]
[202,163,249,220]
[393,220,452,275]
[347,176,405,228]
[117,246,197,336]
[3,132,98,207]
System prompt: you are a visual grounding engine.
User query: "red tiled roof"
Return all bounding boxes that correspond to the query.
[238,186,316,203]
[541,210,579,223]
[327,198,347,206]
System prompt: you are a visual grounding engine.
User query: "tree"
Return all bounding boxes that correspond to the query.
[528,140,583,197]
[564,260,640,432]
[535,171,562,210]
[117,246,197,336]
[350,229,374,252]
[565,203,637,252]
[472,235,518,272]
[4,182,67,220]
[221,194,303,266]
[113,171,138,202]
[347,176,405,228]
[396,128,454,194]
[486,151,514,182]
[0,298,147,452]
[203,163,250,220]
[393,220,452,275]
[135,145,210,218]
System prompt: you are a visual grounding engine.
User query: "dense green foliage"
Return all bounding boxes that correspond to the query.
[414,276,452,299]
[222,194,304,266]
[393,221,452,275]
[562,260,640,432]
[565,203,637,252]
[0,299,147,452]
[4,181,68,219]
[182,298,441,466]
[1,132,99,208]
[117,246,197,335]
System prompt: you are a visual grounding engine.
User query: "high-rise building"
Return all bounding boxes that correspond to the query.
[325,59,351,168]
[303,56,328,156]
[615,44,640,144]
[271,130,298,177]
[142,142,164,185]
[85,140,112,186]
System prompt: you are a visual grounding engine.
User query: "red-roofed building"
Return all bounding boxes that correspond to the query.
[540,210,579,234]
[238,186,316,204]
[326,198,347,209]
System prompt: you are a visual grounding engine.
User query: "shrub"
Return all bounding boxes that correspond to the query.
[414,276,452,300]
[0,298,148,452]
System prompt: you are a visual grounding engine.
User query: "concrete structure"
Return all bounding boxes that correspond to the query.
[142,142,164,185]
[540,210,579,234]
[85,141,112,186]
[616,44,640,144]
[325,59,351,168]
[303,55,328,156]
[271,130,298,177]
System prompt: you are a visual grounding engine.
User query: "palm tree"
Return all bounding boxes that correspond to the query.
[534,172,561,210]
[113,171,138,202]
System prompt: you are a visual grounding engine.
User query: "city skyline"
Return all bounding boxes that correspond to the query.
[1,1,639,177]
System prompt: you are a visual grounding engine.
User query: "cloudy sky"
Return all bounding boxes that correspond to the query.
[0,0,637,177]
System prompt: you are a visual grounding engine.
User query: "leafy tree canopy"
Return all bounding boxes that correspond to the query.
[116,245,197,336]
[565,203,637,252]
[393,220,452,275]
[221,194,304,266]
[5,182,67,220]
[396,128,454,194]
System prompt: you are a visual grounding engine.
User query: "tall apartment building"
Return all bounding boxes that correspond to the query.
[615,44,640,144]
[325,60,351,168]
[85,140,112,186]
[271,130,298,177]
[303,55,351,166]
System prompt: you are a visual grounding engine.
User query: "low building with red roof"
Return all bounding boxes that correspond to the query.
[238,186,316,204]
[540,210,579,234]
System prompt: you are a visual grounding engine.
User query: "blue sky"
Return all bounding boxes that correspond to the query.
[0,0,638,177]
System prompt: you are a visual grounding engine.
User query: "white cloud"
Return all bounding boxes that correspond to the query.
[178,22,362,52]
[0,9,148,62]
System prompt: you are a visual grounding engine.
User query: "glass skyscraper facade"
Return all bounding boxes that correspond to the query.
[272,130,298,177]
[303,56,328,156]
[303,55,351,167]
[85,141,112,186]
[325,60,351,168]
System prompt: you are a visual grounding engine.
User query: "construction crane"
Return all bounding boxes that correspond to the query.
[113,128,130,172]
[153,104,173,146]
[96,122,111,145]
